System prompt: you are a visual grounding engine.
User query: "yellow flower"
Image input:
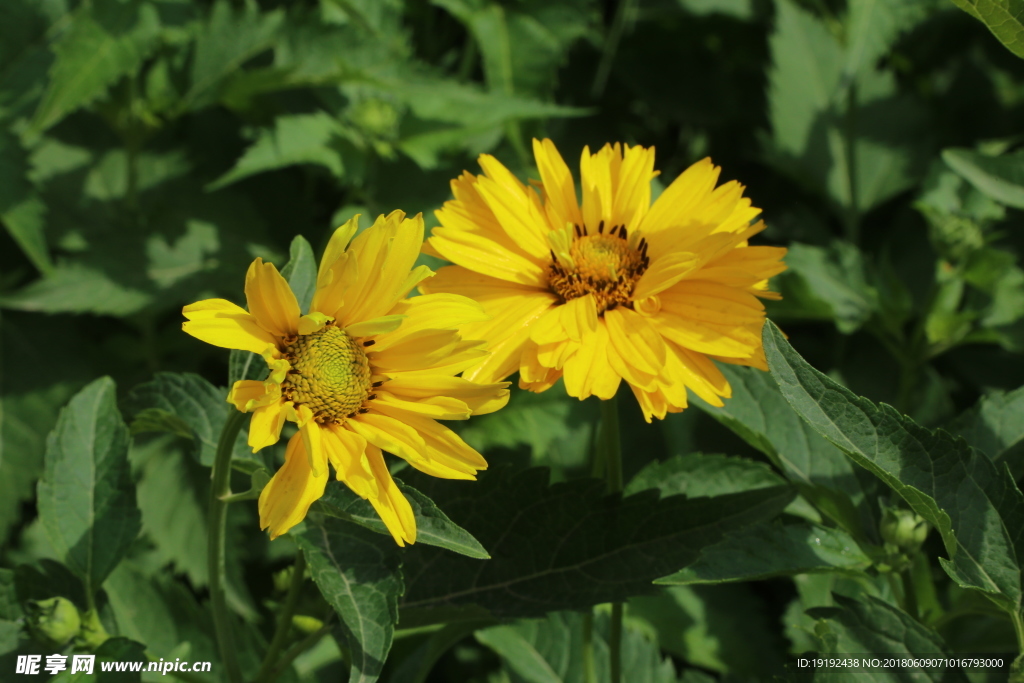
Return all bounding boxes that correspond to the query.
[182,211,509,544]
[420,139,786,422]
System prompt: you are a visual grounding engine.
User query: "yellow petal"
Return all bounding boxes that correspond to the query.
[310,216,360,318]
[383,376,510,416]
[245,258,300,338]
[639,157,720,236]
[181,299,278,354]
[258,432,329,540]
[336,211,425,325]
[364,444,417,546]
[248,400,287,452]
[298,312,333,335]
[346,411,430,470]
[345,315,406,338]
[475,153,550,260]
[375,407,488,474]
[228,380,281,412]
[632,252,700,301]
[372,392,473,420]
[604,308,667,376]
[322,425,377,499]
[533,138,583,233]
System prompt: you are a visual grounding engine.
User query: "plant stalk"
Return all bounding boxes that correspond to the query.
[255,551,307,683]
[601,396,623,683]
[209,410,246,683]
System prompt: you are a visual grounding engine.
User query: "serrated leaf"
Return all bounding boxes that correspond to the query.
[625,453,786,499]
[315,480,489,559]
[397,467,793,625]
[37,378,141,597]
[459,381,597,469]
[103,562,179,656]
[943,147,1024,208]
[763,321,1024,612]
[844,0,931,82]
[808,594,969,681]
[31,0,161,133]
[476,611,683,683]
[767,0,927,214]
[183,0,284,112]
[294,517,403,683]
[0,263,151,316]
[435,0,596,97]
[949,385,1024,466]
[123,372,227,466]
[689,364,879,541]
[208,112,344,190]
[229,348,267,386]
[771,241,878,333]
[279,234,317,314]
[948,0,1024,59]
[0,130,50,273]
[656,521,871,585]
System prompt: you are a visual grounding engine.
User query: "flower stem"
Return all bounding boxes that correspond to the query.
[255,551,307,683]
[582,612,597,683]
[600,396,623,683]
[209,410,246,683]
[264,622,333,683]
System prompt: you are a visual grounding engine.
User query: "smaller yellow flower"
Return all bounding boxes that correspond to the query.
[182,211,509,544]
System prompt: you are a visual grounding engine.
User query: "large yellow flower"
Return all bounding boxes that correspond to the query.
[421,139,786,422]
[182,211,509,545]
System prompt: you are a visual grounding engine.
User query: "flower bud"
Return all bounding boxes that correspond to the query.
[880,507,929,552]
[26,597,81,647]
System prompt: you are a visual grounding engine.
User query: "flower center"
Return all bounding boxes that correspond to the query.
[281,325,372,423]
[548,223,650,314]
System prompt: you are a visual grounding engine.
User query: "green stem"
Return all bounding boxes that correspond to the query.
[209,410,246,683]
[601,396,623,683]
[591,0,636,99]
[582,612,597,683]
[843,81,860,244]
[264,622,333,683]
[255,551,307,683]
[1010,611,1024,683]
[900,569,918,621]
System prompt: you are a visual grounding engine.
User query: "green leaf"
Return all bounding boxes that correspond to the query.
[398,467,793,625]
[208,112,344,190]
[459,381,597,470]
[279,234,317,315]
[294,517,403,683]
[183,0,284,112]
[656,521,871,585]
[37,378,141,597]
[103,562,179,656]
[767,0,927,213]
[315,480,489,559]
[949,385,1024,469]
[689,364,879,541]
[763,322,1024,612]
[475,611,683,683]
[844,0,931,82]
[434,0,596,97]
[31,0,161,133]
[132,440,209,591]
[625,453,786,499]
[93,637,148,682]
[771,242,878,333]
[948,0,1024,59]
[943,147,1024,209]
[0,262,151,316]
[123,372,227,466]
[229,349,267,386]
[808,594,970,681]
[0,131,50,273]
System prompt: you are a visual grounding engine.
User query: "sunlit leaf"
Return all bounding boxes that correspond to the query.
[764,322,1024,612]
[294,517,403,683]
[37,378,142,597]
